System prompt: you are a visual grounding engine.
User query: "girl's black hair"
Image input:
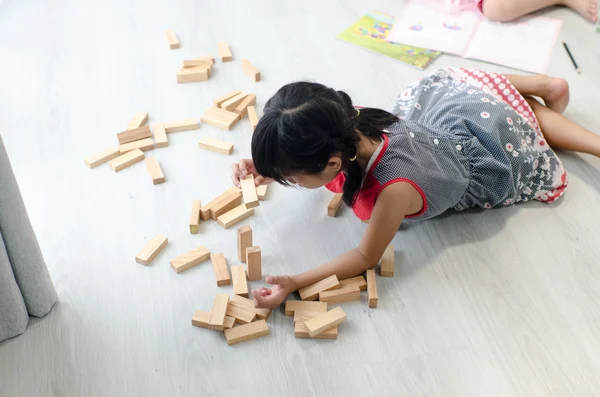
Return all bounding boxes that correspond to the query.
[251,81,398,206]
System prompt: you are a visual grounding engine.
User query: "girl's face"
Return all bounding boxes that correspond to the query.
[287,156,343,189]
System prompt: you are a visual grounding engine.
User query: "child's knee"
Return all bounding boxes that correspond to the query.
[481,0,516,22]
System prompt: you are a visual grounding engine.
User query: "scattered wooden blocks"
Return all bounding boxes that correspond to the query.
[221,92,249,112]
[109,148,145,172]
[240,174,259,209]
[177,66,209,83]
[231,265,249,297]
[327,193,343,217]
[200,186,242,220]
[226,303,256,324]
[210,191,243,220]
[153,123,168,148]
[214,90,242,107]
[164,30,180,49]
[210,253,231,286]
[247,106,259,130]
[164,119,200,133]
[237,225,252,263]
[117,125,152,145]
[182,56,214,68]
[127,112,148,130]
[224,319,269,346]
[192,311,235,330]
[189,200,201,234]
[217,41,233,62]
[284,300,327,316]
[229,295,271,320]
[304,307,347,337]
[240,59,260,82]
[339,275,367,291]
[299,275,340,301]
[233,94,256,117]
[170,246,210,273]
[119,137,155,154]
[208,294,229,331]
[85,146,120,169]
[145,157,165,185]
[135,234,168,265]
[216,204,254,229]
[256,184,268,200]
[246,246,261,281]
[380,244,395,277]
[198,137,234,155]
[294,312,338,339]
[318,285,360,305]
[200,106,240,131]
[366,269,378,308]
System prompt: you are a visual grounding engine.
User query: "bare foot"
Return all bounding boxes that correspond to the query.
[540,76,570,114]
[564,0,598,22]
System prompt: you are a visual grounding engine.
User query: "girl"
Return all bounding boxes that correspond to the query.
[231,67,600,309]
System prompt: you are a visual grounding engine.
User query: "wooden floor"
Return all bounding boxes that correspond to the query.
[2,0,600,395]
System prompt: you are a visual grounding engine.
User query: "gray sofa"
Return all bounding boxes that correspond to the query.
[0,135,57,342]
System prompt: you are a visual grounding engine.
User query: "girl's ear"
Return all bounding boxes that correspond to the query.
[327,156,343,172]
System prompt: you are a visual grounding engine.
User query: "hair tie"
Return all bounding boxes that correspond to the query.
[349,155,357,161]
[353,108,360,119]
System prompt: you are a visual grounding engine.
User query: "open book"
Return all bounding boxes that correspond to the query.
[386,2,563,73]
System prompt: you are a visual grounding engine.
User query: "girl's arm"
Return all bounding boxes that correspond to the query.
[252,182,423,308]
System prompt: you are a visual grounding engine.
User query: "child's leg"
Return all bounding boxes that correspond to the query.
[482,0,597,22]
[504,74,570,114]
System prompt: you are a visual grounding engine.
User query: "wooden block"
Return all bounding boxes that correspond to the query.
[293,311,323,323]
[327,193,343,217]
[198,137,234,155]
[135,234,168,265]
[164,119,200,133]
[256,184,268,200]
[144,157,165,185]
[217,41,233,62]
[189,200,201,234]
[240,174,259,209]
[109,148,144,172]
[240,59,261,82]
[182,57,214,68]
[127,112,148,130]
[284,300,327,316]
[164,30,180,49]
[208,294,229,331]
[237,225,252,263]
[117,125,152,145]
[229,295,271,320]
[231,265,248,297]
[221,92,249,111]
[200,186,242,220]
[200,106,240,131]
[193,311,235,330]
[153,123,168,148]
[318,285,360,305]
[339,275,367,291]
[247,106,259,130]
[216,204,254,229]
[380,244,395,277]
[210,253,231,286]
[233,94,256,117]
[211,192,243,220]
[177,66,209,83]
[170,246,210,274]
[226,303,256,324]
[246,246,261,281]
[299,275,340,301]
[119,137,155,154]
[224,320,269,346]
[294,322,338,339]
[85,146,120,169]
[304,307,347,337]
[214,90,242,107]
[366,269,378,308]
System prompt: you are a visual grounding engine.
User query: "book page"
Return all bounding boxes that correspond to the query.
[464,17,563,74]
[387,2,481,56]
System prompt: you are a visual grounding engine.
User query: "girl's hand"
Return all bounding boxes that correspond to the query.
[251,275,296,309]
[231,159,274,187]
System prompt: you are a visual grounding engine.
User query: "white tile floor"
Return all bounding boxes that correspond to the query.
[2,0,600,396]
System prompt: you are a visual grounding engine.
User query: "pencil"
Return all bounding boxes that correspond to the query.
[562,42,580,74]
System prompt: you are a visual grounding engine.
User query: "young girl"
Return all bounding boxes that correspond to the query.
[231,67,600,309]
